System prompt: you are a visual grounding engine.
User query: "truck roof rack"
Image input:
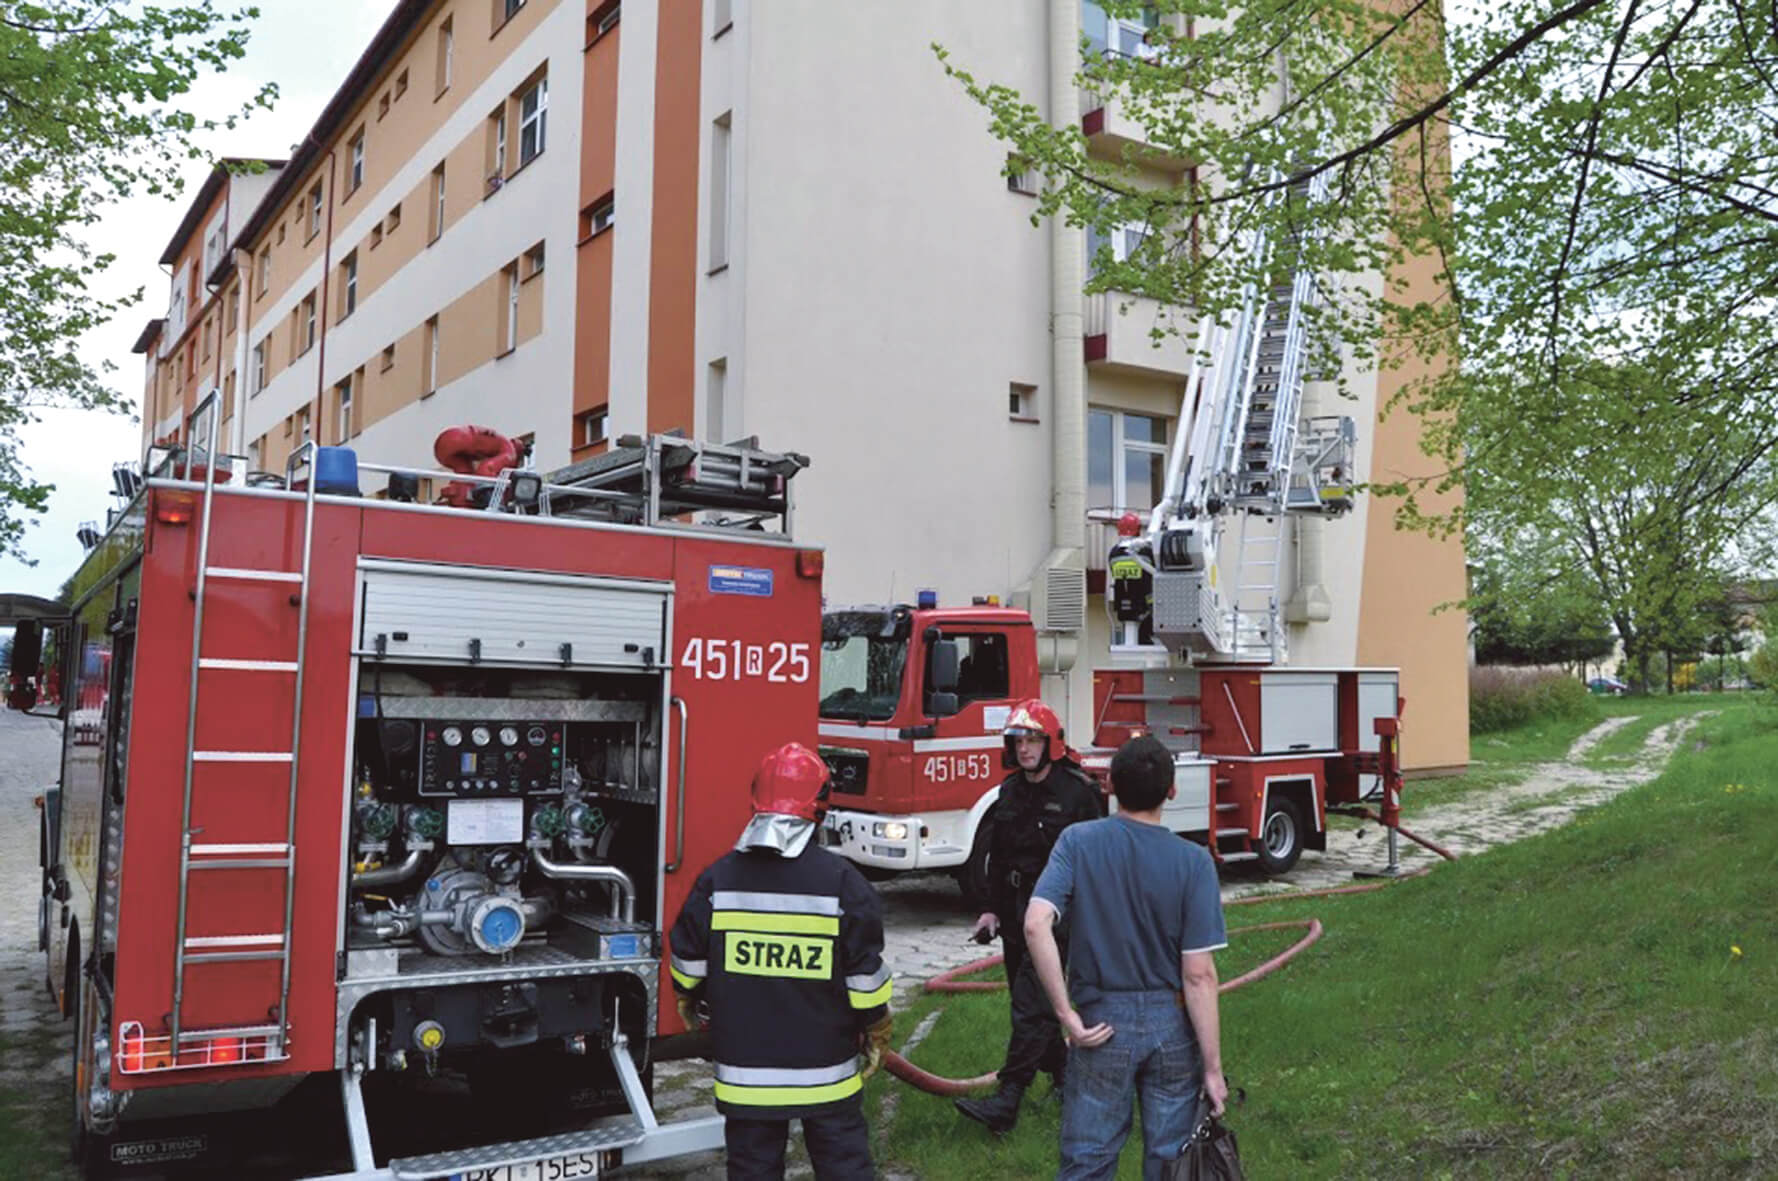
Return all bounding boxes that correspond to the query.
[543,433,810,534]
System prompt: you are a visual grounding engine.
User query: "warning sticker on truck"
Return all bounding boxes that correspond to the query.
[708,565,774,597]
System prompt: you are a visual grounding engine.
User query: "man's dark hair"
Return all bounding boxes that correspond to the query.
[1110,735,1174,811]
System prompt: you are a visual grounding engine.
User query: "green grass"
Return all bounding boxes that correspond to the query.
[874,701,1778,1178]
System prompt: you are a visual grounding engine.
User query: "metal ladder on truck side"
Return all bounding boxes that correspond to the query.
[166,392,318,1063]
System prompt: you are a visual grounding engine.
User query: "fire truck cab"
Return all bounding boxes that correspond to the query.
[817,602,1043,904]
[20,404,824,1179]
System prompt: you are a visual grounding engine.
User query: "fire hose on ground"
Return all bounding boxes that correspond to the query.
[880,813,1459,1097]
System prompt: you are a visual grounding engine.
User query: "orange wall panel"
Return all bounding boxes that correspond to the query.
[645,0,701,437]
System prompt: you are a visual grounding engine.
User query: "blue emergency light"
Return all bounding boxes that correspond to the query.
[917,588,938,609]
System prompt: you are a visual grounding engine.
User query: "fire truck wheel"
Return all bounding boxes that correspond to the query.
[1256,797,1304,875]
[954,816,994,912]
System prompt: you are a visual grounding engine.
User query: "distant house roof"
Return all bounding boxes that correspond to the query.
[230,1,432,256]
[131,318,166,355]
[157,158,287,267]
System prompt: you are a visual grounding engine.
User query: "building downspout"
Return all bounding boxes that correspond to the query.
[1029,0,1087,682]
[231,246,252,459]
[313,149,338,448]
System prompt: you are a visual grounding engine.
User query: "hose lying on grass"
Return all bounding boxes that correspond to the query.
[882,816,1457,1096]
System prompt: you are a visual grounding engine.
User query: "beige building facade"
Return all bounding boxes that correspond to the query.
[134,0,1469,771]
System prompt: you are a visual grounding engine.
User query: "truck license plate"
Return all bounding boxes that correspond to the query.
[449,1152,600,1181]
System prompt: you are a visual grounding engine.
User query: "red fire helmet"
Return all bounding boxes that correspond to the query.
[750,742,833,823]
[1003,698,1067,764]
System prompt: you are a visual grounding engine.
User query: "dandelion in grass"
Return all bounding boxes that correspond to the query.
[1731,945,1743,958]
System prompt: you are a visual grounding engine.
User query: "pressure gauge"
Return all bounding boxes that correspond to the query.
[526,726,547,746]
[441,726,463,748]
[470,726,492,747]
[499,726,520,747]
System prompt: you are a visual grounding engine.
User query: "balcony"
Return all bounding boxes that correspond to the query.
[1079,91,1192,173]
[1084,291,1197,379]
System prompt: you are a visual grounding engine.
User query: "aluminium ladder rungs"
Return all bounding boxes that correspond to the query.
[197,658,299,672]
[176,1023,284,1043]
[204,566,304,583]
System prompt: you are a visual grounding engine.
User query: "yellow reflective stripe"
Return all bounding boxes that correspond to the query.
[712,910,840,937]
[714,1074,863,1107]
[670,965,700,991]
[848,979,893,1009]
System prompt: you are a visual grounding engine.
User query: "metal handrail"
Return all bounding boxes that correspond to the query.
[664,697,689,873]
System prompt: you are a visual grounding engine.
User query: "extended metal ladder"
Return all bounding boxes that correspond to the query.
[167,391,318,1060]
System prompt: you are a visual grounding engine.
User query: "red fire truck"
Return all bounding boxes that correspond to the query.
[18,401,824,1178]
[817,600,1401,900]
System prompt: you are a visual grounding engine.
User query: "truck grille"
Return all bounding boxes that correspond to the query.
[820,748,869,795]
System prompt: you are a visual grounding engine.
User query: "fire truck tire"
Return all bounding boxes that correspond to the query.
[1256,797,1304,874]
[954,816,994,912]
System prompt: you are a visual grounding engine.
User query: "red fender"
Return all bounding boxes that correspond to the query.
[433,425,521,507]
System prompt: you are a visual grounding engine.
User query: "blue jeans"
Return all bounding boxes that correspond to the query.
[1058,990,1200,1181]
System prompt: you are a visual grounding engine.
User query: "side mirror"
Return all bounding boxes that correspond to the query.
[927,691,960,719]
[928,639,960,693]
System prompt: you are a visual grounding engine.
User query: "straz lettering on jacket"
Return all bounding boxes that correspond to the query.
[725,932,830,979]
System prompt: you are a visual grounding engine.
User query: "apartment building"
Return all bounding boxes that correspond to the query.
[133,0,1469,771]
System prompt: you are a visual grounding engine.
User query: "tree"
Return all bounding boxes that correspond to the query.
[1469,539,1615,669]
[0,2,273,561]
[938,0,1778,544]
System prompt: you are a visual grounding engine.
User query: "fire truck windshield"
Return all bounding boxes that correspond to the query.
[819,611,908,721]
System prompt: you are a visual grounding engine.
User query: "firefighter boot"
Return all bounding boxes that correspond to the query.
[954,1081,1027,1136]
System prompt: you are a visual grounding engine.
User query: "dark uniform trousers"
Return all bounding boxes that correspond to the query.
[1000,926,1069,1086]
[988,763,1100,1089]
[725,1101,874,1180]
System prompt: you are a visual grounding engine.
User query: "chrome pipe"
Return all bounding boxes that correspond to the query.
[351,847,429,889]
[530,846,636,923]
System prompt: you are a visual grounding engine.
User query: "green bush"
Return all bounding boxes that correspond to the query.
[1469,665,1596,734]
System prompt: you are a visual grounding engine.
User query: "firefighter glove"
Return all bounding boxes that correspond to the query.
[860,1013,894,1081]
[675,993,706,1032]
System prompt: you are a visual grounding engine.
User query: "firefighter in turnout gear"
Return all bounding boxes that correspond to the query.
[954,699,1103,1136]
[669,742,892,1180]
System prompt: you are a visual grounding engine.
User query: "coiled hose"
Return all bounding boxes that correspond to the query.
[882,815,1456,1096]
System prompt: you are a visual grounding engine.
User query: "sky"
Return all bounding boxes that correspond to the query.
[0,0,400,604]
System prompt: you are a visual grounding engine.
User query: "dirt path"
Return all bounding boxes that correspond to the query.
[1225,712,1711,900]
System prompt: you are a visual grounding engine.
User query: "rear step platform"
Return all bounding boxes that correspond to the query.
[390,1118,647,1179]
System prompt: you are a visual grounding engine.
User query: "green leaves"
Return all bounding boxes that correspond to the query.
[0,2,270,561]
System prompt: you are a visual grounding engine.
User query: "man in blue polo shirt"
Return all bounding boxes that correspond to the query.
[1024,735,1229,1180]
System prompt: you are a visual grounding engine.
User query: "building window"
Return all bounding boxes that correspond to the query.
[1010,382,1037,420]
[497,0,526,28]
[578,406,609,448]
[307,182,324,239]
[378,91,391,121]
[1087,408,1170,512]
[1083,1,1160,60]
[296,405,312,446]
[226,288,238,325]
[706,359,727,443]
[711,0,731,36]
[1086,218,1153,279]
[580,194,615,239]
[201,316,212,361]
[523,241,545,278]
[381,343,396,372]
[435,17,454,96]
[1006,153,1038,196]
[518,76,547,167]
[502,263,520,354]
[341,251,358,318]
[302,292,317,353]
[348,129,366,192]
[430,163,446,241]
[424,315,440,395]
[489,107,508,186]
[336,376,353,442]
[256,247,270,296]
[386,204,401,233]
[709,112,732,270]
[926,633,1010,704]
[371,223,384,249]
[395,68,409,99]
[252,340,267,394]
[588,0,620,45]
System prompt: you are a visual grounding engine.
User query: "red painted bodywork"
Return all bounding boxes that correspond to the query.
[110,485,823,1090]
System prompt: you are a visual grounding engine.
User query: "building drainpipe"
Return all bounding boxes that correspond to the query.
[231,246,252,459]
[313,149,338,450]
[1029,0,1088,699]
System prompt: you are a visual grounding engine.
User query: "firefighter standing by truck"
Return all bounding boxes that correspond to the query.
[669,743,895,1179]
[954,700,1103,1136]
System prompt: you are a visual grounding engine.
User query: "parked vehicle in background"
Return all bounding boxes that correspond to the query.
[1588,676,1630,696]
